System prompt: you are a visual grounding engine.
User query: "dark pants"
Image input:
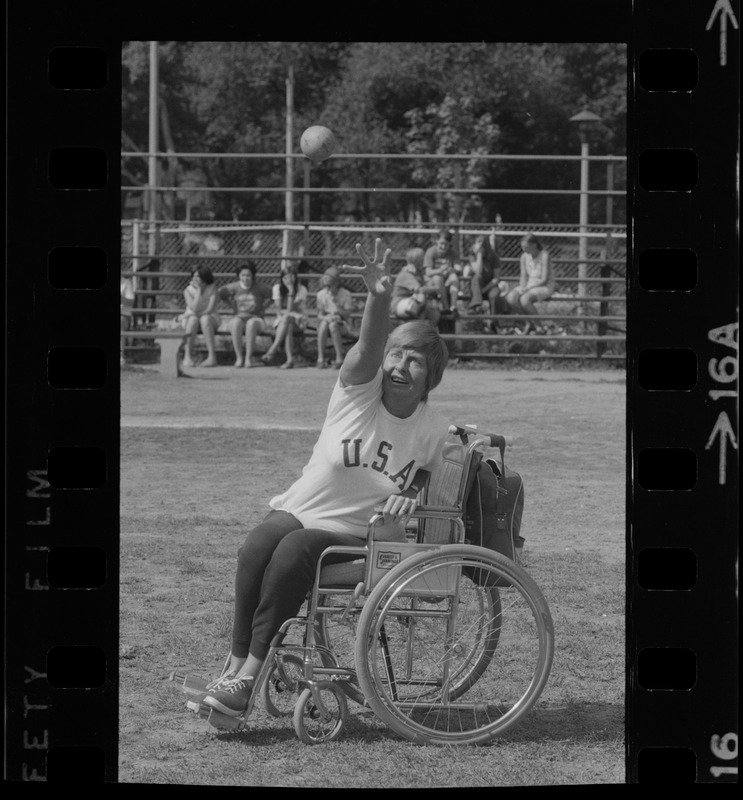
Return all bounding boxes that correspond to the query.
[232,510,364,660]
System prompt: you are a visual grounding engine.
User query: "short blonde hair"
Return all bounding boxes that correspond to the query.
[406,247,425,268]
[385,321,449,401]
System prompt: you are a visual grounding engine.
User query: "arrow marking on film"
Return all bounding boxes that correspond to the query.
[706,0,739,66]
[705,410,738,484]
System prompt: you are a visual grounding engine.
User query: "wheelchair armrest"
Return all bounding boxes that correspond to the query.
[372,503,460,513]
[370,504,465,548]
[410,505,462,518]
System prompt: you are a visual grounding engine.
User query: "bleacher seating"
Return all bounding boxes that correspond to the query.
[121,269,626,373]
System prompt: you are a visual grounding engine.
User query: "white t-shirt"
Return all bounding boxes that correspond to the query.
[269,370,449,538]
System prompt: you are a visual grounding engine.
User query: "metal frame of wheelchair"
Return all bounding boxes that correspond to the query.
[198,426,555,745]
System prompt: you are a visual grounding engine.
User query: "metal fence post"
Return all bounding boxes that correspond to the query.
[578,139,589,303]
[597,232,613,358]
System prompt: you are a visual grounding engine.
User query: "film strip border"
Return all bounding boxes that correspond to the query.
[629,0,739,784]
[6,26,122,783]
[4,0,739,785]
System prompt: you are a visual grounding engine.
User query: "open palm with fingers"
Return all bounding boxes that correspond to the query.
[342,238,392,296]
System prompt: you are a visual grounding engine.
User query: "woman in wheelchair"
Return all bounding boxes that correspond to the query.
[202,239,452,718]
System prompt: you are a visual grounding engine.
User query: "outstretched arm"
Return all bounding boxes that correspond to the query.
[339,238,393,386]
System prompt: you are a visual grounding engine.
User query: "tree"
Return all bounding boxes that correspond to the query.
[405,95,501,223]
[121,41,627,225]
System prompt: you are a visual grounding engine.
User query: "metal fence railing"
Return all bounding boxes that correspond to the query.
[121,151,627,228]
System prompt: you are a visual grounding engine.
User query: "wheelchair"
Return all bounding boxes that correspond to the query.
[170,425,554,746]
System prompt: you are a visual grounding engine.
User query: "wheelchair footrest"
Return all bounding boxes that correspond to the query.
[195,701,248,731]
[169,670,209,699]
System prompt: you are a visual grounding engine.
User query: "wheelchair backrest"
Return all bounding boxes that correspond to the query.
[419,439,478,545]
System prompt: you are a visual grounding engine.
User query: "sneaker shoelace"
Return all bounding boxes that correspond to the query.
[219,676,253,695]
[206,671,237,691]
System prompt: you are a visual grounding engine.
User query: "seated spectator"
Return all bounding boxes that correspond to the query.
[392,247,441,327]
[181,266,221,367]
[262,261,308,370]
[120,268,136,366]
[219,262,272,368]
[467,233,509,331]
[315,267,353,368]
[423,228,462,313]
[505,234,555,334]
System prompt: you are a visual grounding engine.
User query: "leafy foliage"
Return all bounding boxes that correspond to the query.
[122,42,626,224]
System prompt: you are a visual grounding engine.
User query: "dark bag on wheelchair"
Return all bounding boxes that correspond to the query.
[464,444,525,564]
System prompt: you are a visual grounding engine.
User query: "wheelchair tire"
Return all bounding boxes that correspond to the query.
[293,681,348,744]
[354,545,554,745]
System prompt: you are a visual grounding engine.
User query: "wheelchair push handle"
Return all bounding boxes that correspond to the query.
[448,424,506,454]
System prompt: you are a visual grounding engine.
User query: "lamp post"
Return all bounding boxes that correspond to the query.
[283,64,295,269]
[569,108,602,301]
[148,41,159,256]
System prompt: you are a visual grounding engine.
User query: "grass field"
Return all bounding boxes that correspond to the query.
[119,361,626,786]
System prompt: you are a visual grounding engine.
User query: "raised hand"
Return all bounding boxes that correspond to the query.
[342,238,393,296]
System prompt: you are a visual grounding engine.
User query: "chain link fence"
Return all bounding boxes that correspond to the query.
[122,220,626,360]
[122,220,626,291]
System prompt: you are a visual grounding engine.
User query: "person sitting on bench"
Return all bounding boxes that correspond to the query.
[219,261,272,368]
[180,266,221,367]
[505,234,555,335]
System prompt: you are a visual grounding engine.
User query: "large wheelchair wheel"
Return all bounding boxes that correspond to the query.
[354,545,554,745]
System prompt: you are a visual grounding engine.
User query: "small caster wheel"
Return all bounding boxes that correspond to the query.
[262,654,304,717]
[293,681,347,744]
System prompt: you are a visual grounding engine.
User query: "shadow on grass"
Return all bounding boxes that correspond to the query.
[206,708,384,747]
[502,701,624,744]
[212,701,623,749]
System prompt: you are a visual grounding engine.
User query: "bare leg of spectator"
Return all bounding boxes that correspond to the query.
[329,320,344,366]
[229,317,246,367]
[183,316,200,366]
[316,319,328,366]
[519,291,541,334]
[201,315,218,366]
[264,315,290,365]
[280,317,296,369]
[244,318,262,367]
